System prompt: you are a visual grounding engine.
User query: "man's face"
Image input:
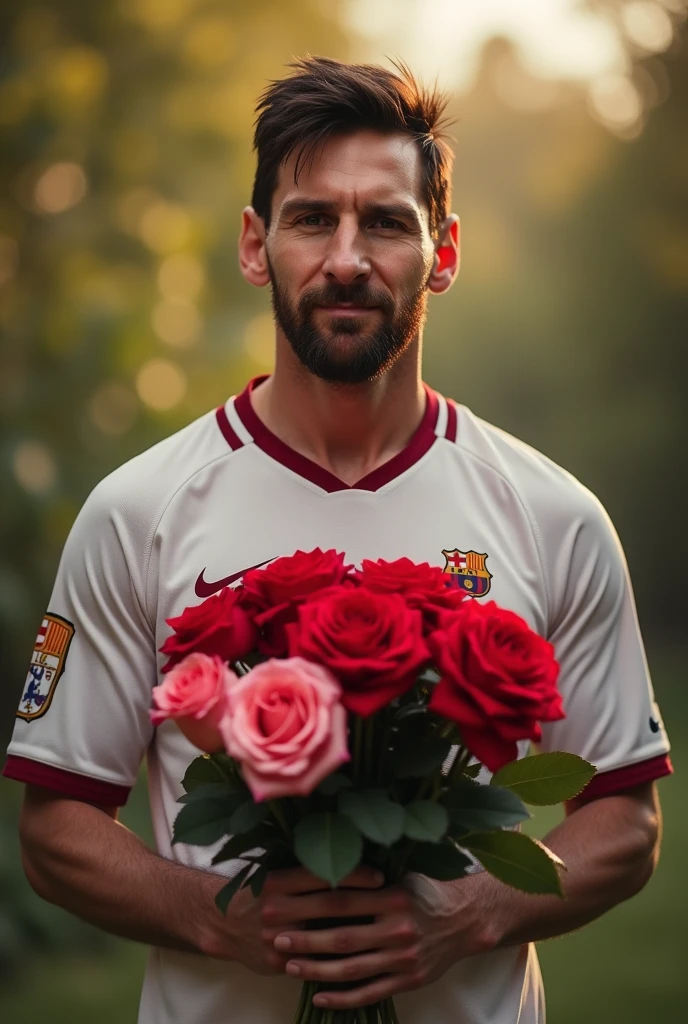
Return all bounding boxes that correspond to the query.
[265,131,436,384]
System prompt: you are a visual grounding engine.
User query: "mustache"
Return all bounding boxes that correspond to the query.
[300,283,393,311]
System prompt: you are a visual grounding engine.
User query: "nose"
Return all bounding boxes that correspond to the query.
[321,221,372,286]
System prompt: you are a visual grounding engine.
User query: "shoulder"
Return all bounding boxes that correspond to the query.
[66,406,232,556]
[449,402,611,534]
[447,402,625,623]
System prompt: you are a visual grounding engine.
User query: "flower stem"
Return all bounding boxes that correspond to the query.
[292,981,309,1024]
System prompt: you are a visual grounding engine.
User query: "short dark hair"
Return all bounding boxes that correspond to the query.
[251,56,454,238]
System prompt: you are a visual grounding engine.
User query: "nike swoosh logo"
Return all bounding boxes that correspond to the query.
[195,558,275,598]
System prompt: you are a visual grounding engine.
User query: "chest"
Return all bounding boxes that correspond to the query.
[151,444,548,662]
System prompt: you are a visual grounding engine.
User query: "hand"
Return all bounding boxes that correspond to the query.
[206,865,385,976]
[271,872,496,1010]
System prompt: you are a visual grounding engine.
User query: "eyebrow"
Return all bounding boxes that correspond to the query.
[278,197,423,228]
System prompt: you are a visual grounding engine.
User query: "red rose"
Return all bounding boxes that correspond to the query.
[240,548,353,656]
[353,557,466,632]
[286,587,430,716]
[159,587,258,673]
[427,600,564,772]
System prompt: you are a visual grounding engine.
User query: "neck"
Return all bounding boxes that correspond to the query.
[249,334,426,486]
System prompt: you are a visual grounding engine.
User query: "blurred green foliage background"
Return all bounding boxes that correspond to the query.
[0,0,685,1020]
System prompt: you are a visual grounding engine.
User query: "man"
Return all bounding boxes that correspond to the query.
[3,57,672,1023]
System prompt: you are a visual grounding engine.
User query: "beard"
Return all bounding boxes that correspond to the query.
[268,262,429,385]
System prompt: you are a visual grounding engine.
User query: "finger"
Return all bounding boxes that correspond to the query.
[312,971,418,1011]
[266,865,384,896]
[274,914,416,956]
[282,886,404,922]
[286,947,415,984]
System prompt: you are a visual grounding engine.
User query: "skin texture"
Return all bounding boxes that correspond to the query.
[239,130,459,485]
[19,779,660,1011]
[18,130,663,1011]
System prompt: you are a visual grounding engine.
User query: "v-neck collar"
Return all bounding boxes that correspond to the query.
[219,375,440,493]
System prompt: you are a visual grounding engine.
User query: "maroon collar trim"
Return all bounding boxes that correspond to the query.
[215,405,244,451]
[230,376,440,493]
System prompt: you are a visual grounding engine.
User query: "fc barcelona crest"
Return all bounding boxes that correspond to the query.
[442,548,492,597]
[17,613,75,721]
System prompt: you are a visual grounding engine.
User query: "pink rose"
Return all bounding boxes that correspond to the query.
[219,657,349,801]
[150,653,237,752]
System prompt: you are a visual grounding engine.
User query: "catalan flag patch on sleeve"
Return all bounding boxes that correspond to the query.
[17,613,75,722]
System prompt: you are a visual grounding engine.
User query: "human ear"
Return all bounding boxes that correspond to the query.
[238,207,271,288]
[427,215,460,295]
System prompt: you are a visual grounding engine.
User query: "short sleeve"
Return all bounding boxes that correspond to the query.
[537,489,671,801]
[2,476,157,806]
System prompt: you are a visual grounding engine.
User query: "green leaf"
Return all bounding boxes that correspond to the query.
[393,738,452,778]
[393,703,427,721]
[172,799,233,846]
[211,823,279,865]
[249,863,269,898]
[446,781,530,830]
[181,755,228,793]
[460,831,565,895]
[214,864,253,915]
[317,773,354,796]
[228,801,271,834]
[338,790,405,846]
[405,841,472,880]
[462,762,482,779]
[491,753,596,805]
[294,813,362,887]
[177,782,238,804]
[403,801,449,842]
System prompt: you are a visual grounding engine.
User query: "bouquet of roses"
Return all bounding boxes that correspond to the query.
[151,549,595,1024]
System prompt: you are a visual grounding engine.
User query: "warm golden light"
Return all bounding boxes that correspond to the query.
[13,441,57,494]
[243,313,275,368]
[152,298,202,348]
[88,381,139,435]
[588,74,644,134]
[34,162,87,213]
[157,253,205,301]
[135,358,187,411]
[622,2,675,53]
[139,200,192,253]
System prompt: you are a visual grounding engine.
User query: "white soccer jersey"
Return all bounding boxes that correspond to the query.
[4,376,671,1024]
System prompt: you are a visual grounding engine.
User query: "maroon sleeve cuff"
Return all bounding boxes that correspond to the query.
[2,755,132,807]
[574,753,673,804]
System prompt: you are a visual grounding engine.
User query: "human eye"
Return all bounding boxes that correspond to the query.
[298,213,327,227]
[371,217,403,231]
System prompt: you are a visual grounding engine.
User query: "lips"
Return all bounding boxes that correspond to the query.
[317,305,378,314]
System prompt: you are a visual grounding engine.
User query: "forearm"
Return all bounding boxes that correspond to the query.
[468,784,661,950]
[19,791,227,957]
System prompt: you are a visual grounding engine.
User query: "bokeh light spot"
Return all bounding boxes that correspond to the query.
[13,442,57,494]
[183,15,236,68]
[622,2,674,53]
[243,313,275,368]
[47,47,109,106]
[152,299,202,349]
[88,381,139,435]
[124,0,190,29]
[135,358,187,411]
[588,74,644,134]
[34,162,87,214]
[158,253,205,301]
[139,201,192,253]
